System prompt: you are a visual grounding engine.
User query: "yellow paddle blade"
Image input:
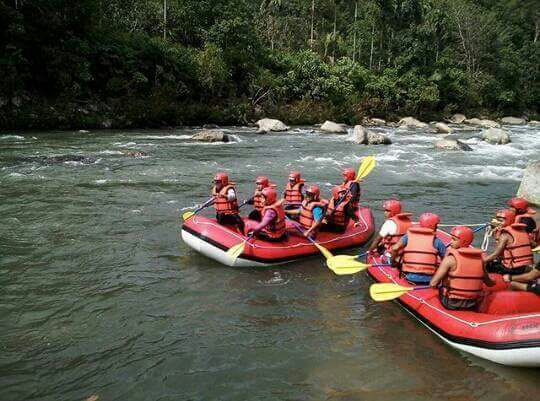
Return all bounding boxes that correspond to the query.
[356,155,376,180]
[533,246,540,253]
[328,256,370,275]
[313,242,334,259]
[182,211,195,221]
[226,241,246,260]
[370,283,415,302]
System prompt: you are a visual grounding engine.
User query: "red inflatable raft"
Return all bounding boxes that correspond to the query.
[367,229,540,367]
[182,206,374,267]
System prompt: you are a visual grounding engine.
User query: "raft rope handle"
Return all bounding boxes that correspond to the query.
[481,226,493,252]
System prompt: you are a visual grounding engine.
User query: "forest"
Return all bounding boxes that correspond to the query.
[0,0,538,129]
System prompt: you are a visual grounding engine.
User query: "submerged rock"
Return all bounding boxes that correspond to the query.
[434,138,472,151]
[398,117,428,129]
[320,120,348,134]
[434,122,453,134]
[517,160,540,205]
[353,125,391,145]
[123,150,147,158]
[449,113,466,124]
[256,118,289,133]
[191,129,229,143]
[482,127,510,145]
[500,117,526,125]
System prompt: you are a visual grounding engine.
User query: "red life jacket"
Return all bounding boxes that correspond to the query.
[252,190,265,211]
[500,223,534,269]
[261,203,286,239]
[284,181,304,204]
[343,180,360,208]
[401,227,440,275]
[299,199,327,230]
[382,213,413,252]
[515,211,539,243]
[441,248,484,300]
[212,184,238,215]
[326,196,350,228]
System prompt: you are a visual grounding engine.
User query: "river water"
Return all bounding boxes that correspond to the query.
[1,124,539,401]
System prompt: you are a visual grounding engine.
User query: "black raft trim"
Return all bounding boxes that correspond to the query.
[366,269,540,351]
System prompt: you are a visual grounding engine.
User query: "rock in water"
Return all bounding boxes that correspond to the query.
[191,129,229,143]
[529,120,540,126]
[517,161,540,205]
[256,118,289,133]
[449,113,466,124]
[481,127,510,144]
[353,125,391,145]
[434,138,472,151]
[464,117,482,125]
[398,117,428,129]
[320,120,348,134]
[500,117,526,125]
[362,117,386,126]
[434,122,453,134]
[464,118,500,128]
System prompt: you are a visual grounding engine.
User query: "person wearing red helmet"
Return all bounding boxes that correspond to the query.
[390,212,447,284]
[246,176,273,221]
[324,185,359,232]
[367,200,412,258]
[341,167,361,210]
[484,209,534,275]
[507,197,538,242]
[283,171,305,211]
[286,184,327,238]
[211,172,244,233]
[430,226,494,310]
[247,187,287,242]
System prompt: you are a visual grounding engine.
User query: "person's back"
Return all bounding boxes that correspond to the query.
[324,185,350,232]
[499,223,534,271]
[283,171,304,209]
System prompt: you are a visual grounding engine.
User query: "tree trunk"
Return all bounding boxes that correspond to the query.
[332,1,337,63]
[310,0,315,49]
[163,0,167,40]
[352,1,358,62]
[369,23,374,70]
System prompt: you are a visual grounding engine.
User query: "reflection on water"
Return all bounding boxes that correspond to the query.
[0,126,538,401]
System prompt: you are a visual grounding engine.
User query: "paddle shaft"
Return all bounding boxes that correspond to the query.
[375,285,430,295]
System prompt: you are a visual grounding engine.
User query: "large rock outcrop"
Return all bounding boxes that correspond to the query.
[191,129,229,142]
[320,120,348,134]
[353,125,391,145]
[500,117,526,125]
[434,138,472,151]
[256,118,289,133]
[517,161,540,205]
[481,127,510,145]
[398,117,428,129]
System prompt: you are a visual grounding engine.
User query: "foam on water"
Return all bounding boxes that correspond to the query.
[1,135,26,140]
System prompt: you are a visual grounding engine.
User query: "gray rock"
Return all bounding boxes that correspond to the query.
[464,117,482,125]
[500,116,526,125]
[398,117,428,129]
[434,122,453,134]
[191,129,229,143]
[353,125,391,145]
[529,120,540,126]
[434,138,472,151]
[517,160,540,205]
[464,118,500,128]
[256,118,289,133]
[449,113,466,124]
[481,127,511,144]
[363,117,386,126]
[320,120,348,134]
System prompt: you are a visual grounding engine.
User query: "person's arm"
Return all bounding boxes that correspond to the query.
[434,238,447,259]
[226,188,237,201]
[503,268,540,284]
[251,209,277,234]
[482,266,496,287]
[390,235,407,263]
[430,255,454,287]
[483,233,509,263]
[349,182,360,199]
[367,234,383,252]
[304,206,323,237]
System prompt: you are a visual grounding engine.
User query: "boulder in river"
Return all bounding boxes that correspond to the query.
[449,113,466,124]
[464,118,500,128]
[320,120,348,134]
[500,117,526,125]
[256,118,289,133]
[529,120,540,126]
[434,122,453,134]
[353,125,391,145]
[517,160,540,205]
[398,117,428,129]
[191,129,229,143]
[434,138,472,151]
[481,127,510,145]
[362,117,386,126]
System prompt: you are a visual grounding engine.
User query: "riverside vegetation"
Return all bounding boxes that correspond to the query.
[0,0,538,130]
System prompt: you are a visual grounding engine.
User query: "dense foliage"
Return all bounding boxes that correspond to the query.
[0,0,538,129]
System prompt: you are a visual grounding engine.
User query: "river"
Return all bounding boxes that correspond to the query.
[1,124,539,401]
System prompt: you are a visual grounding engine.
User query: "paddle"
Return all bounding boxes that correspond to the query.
[356,155,376,181]
[226,235,253,262]
[370,283,431,302]
[533,246,540,253]
[182,198,214,221]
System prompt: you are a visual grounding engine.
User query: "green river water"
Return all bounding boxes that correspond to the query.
[1,126,538,401]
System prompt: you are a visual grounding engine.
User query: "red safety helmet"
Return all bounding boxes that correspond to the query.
[419,212,440,230]
[450,226,474,248]
[331,185,347,199]
[261,187,277,205]
[495,209,515,227]
[342,168,356,181]
[507,197,528,213]
[382,199,402,217]
[214,172,229,186]
[289,171,301,183]
[306,185,320,199]
[255,176,269,187]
